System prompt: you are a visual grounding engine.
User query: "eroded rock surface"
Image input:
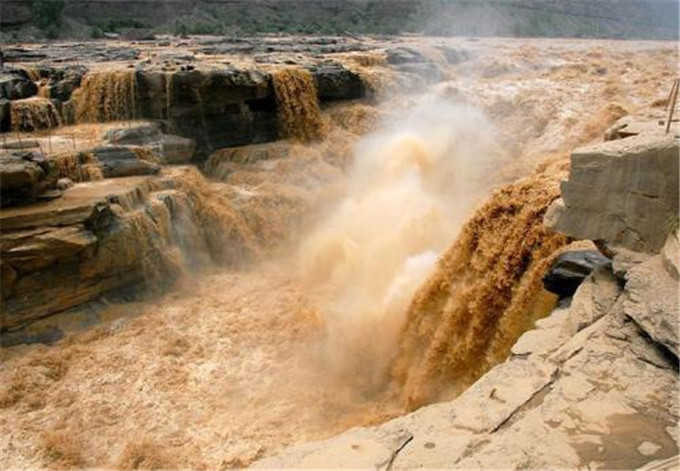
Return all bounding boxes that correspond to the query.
[546,135,679,253]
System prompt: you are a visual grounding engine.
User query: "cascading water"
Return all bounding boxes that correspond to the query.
[392,162,571,409]
[271,68,326,143]
[10,98,61,132]
[71,71,139,123]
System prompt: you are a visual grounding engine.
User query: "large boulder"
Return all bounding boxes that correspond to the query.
[546,135,679,253]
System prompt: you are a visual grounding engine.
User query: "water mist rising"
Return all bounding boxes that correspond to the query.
[298,98,503,391]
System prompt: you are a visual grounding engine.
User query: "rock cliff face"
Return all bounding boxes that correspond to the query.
[546,135,679,253]
[3,63,366,158]
[250,114,680,470]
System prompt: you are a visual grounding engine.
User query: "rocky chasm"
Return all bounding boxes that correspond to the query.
[0,36,678,470]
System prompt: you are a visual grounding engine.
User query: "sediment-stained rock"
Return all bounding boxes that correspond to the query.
[103,123,196,164]
[205,141,292,180]
[135,68,278,155]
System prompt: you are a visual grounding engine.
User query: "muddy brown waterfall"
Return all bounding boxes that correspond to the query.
[392,163,571,410]
[271,68,325,143]
[71,71,139,123]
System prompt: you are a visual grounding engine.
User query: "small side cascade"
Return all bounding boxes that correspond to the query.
[71,70,139,123]
[271,68,326,143]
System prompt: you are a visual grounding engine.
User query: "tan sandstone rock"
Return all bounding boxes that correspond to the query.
[546,135,679,253]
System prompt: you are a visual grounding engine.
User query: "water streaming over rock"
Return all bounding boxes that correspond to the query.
[271,68,325,143]
[71,71,138,123]
[10,98,61,132]
[392,162,571,410]
[53,151,104,181]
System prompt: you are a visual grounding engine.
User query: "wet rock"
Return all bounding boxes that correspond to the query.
[0,71,38,100]
[2,48,48,62]
[308,63,365,102]
[386,47,428,64]
[0,325,64,347]
[546,135,679,253]
[543,250,611,298]
[436,46,471,64]
[91,146,160,178]
[57,178,74,190]
[0,139,41,150]
[136,68,277,155]
[45,65,87,102]
[385,47,443,83]
[158,134,195,164]
[0,151,58,208]
[104,122,163,145]
[0,226,97,275]
[393,61,444,82]
[0,98,10,132]
[205,141,291,180]
[0,175,177,329]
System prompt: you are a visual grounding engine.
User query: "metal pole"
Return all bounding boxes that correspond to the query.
[665,79,679,134]
[664,79,677,111]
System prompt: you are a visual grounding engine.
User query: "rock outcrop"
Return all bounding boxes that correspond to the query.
[0,151,59,207]
[546,134,679,253]
[0,167,253,334]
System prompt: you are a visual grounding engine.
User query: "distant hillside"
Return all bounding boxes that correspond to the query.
[1,0,678,40]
